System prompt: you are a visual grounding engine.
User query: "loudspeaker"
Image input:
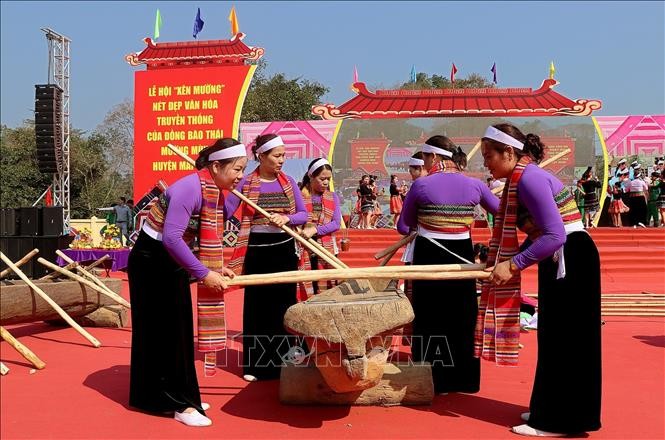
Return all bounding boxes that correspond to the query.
[41,207,64,236]
[1,208,18,236]
[0,237,35,279]
[34,84,63,174]
[19,207,40,236]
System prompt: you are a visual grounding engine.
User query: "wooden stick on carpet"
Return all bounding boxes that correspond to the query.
[0,326,47,370]
[37,258,130,309]
[0,249,39,279]
[38,253,112,281]
[0,253,101,348]
[55,250,119,300]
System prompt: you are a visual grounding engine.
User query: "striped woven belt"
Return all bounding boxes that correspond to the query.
[629,192,646,197]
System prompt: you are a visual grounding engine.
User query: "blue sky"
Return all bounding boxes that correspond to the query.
[1,1,663,132]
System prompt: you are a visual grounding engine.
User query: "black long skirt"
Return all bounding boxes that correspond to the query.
[528,231,601,433]
[242,233,299,380]
[628,196,647,226]
[411,236,480,394]
[128,231,204,414]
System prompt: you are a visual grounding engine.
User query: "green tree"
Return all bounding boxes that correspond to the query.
[399,72,495,90]
[241,60,328,122]
[0,123,52,207]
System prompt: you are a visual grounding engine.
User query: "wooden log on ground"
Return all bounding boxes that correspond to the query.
[1,278,123,326]
[0,362,8,375]
[0,326,46,369]
[0,249,39,279]
[280,362,433,406]
[0,253,101,347]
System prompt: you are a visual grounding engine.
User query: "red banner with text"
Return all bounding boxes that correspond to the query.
[133,65,255,199]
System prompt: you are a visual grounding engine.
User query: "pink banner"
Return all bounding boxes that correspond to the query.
[596,115,665,157]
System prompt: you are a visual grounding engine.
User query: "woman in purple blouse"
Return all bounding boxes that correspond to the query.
[225,134,308,382]
[480,123,601,437]
[127,138,247,427]
[397,136,499,395]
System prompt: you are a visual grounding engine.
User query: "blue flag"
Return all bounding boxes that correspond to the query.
[410,65,417,83]
[193,7,204,38]
[490,62,497,84]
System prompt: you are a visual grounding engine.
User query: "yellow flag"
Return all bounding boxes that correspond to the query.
[228,6,239,36]
[549,61,556,79]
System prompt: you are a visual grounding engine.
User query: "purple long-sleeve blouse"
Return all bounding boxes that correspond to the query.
[397,172,500,235]
[224,174,308,226]
[159,173,210,281]
[311,192,342,236]
[511,164,567,270]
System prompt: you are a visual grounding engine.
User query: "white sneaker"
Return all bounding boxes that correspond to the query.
[174,409,212,427]
[638,222,646,228]
[521,412,530,421]
[243,374,258,382]
[511,424,565,437]
[201,402,210,411]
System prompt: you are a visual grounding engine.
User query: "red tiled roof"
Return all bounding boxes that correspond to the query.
[313,79,601,119]
[125,33,264,68]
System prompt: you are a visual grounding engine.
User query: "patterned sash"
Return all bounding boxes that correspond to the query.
[474,156,531,366]
[195,169,227,377]
[228,168,304,284]
[299,188,338,298]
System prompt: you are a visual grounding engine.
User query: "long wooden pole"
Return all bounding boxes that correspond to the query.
[374,231,417,260]
[166,143,345,269]
[0,326,46,369]
[0,253,101,348]
[0,249,39,279]
[224,263,489,287]
[492,148,572,195]
[466,141,482,161]
[0,362,8,375]
[37,258,130,309]
[55,250,120,300]
[39,255,110,281]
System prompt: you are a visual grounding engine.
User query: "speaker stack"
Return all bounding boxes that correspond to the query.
[34,84,64,174]
[0,206,70,279]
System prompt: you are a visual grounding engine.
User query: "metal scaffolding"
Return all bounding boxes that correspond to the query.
[42,27,71,232]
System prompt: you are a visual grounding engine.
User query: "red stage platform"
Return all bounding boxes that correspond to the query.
[1,229,664,439]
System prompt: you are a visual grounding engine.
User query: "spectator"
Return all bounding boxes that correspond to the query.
[114,197,133,246]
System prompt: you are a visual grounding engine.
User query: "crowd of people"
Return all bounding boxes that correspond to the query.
[602,157,665,228]
[126,127,604,437]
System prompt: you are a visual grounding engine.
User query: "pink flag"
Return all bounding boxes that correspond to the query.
[451,63,458,83]
[353,65,359,83]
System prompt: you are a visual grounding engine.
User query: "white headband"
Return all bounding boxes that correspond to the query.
[483,126,524,150]
[619,169,629,174]
[633,164,641,170]
[408,157,425,167]
[617,159,627,164]
[422,143,453,158]
[659,161,664,165]
[207,143,247,161]
[308,158,330,176]
[256,136,284,154]
[631,161,639,167]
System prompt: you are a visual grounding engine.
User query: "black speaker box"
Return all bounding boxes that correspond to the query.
[0,237,35,279]
[1,208,18,236]
[35,84,63,99]
[19,207,40,236]
[41,207,64,236]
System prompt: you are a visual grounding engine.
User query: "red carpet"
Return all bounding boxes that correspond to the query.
[1,228,664,439]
